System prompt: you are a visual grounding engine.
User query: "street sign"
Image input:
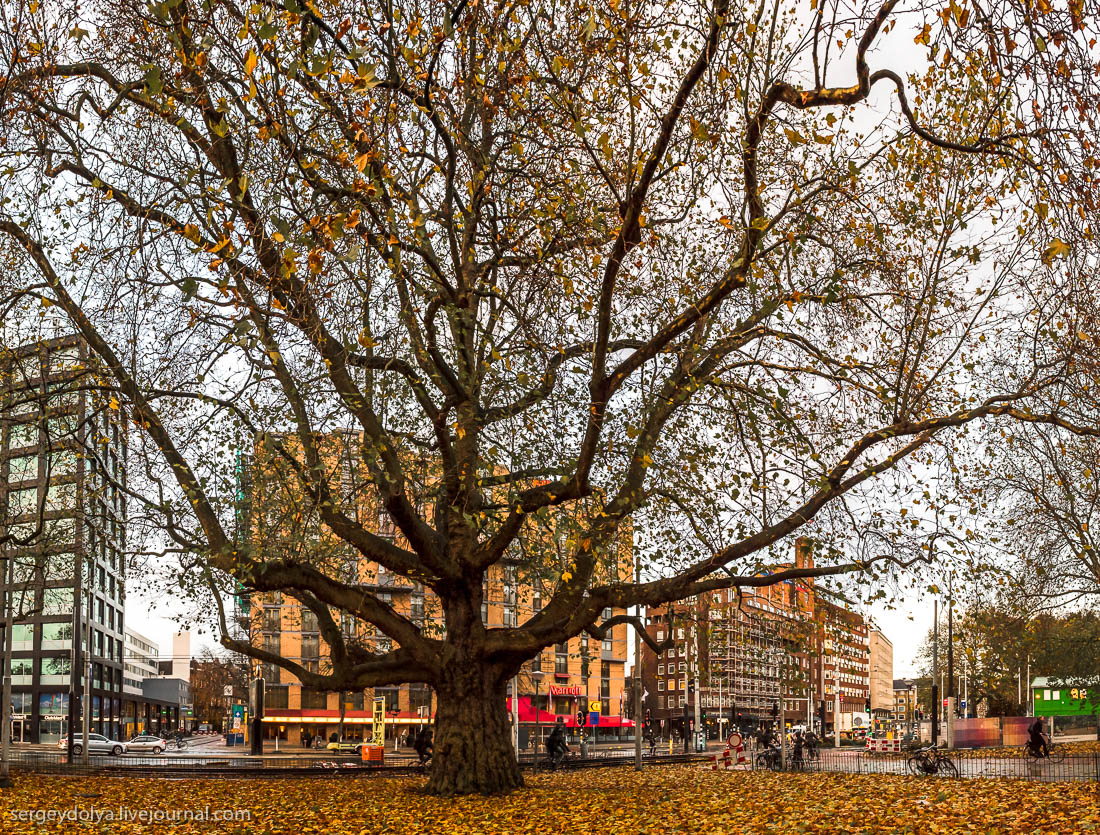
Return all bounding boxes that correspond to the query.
[223,685,233,697]
[588,700,601,714]
[588,712,600,727]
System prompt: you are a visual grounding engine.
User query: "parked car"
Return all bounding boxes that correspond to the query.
[325,740,365,754]
[127,735,168,754]
[197,724,213,734]
[57,734,127,756]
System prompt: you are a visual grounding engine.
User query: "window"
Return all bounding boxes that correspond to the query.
[5,454,38,483]
[262,609,281,632]
[6,487,38,517]
[8,423,37,449]
[657,665,664,675]
[602,637,613,652]
[47,450,77,477]
[302,690,328,710]
[11,659,33,676]
[45,481,75,512]
[301,634,320,662]
[656,630,664,642]
[40,656,72,677]
[264,686,289,709]
[657,679,664,691]
[301,609,319,632]
[42,587,73,615]
[602,607,613,620]
[410,594,425,621]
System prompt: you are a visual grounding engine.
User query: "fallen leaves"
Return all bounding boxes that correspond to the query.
[1,765,1098,834]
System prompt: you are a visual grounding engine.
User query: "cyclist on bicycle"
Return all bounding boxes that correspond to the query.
[643,725,657,756]
[546,719,570,770]
[1028,717,1049,757]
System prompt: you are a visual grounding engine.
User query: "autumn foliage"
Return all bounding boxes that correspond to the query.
[2,767,1100,834]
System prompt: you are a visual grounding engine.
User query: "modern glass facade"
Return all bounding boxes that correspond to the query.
[0,335,128,743]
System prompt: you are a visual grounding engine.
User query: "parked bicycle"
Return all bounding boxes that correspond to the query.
[755,744,781,771]
[906,744,959,777]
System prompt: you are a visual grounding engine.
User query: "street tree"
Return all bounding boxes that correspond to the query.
[2,0,1100,794]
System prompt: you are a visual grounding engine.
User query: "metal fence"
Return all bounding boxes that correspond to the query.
[9,744,1099,783]
[6,747,706,779]
[744,745,1100,783]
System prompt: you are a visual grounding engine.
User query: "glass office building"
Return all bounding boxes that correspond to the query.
[0,335,128,743]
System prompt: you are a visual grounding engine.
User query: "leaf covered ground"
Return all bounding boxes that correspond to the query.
[1,766,1098,833]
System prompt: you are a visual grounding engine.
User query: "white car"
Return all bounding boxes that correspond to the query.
[127,735,168,754]
[58,734,127,756]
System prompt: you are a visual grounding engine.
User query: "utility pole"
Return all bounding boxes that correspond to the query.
[931,598,939,745]
[1,556,13,788]
[633,562,642,771]
[83,593,92,765]
[946,574,955,748]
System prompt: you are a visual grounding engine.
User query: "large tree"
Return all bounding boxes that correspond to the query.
[1,0,1099,794]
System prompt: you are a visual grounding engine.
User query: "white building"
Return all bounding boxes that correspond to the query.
[123,627,160,695]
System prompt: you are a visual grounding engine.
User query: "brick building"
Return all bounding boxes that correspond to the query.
[639,538,872,740]
[241,431,632,748]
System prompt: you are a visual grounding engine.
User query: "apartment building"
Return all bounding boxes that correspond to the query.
[242,431,633,748]
[869,629,894,718]
[0,335,128,743]
[639,538,873,739]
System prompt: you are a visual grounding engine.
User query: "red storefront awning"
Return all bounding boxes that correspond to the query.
[505,698,633,728]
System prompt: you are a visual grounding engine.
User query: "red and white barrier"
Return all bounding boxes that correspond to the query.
[865,737,902,753]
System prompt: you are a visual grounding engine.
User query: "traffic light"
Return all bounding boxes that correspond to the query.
[577,711,586,727]
[688,680,695,695]
[645,709,652,725]
[701,709,707,722]
[865,697,871,713]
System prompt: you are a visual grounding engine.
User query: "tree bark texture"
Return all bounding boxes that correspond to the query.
[427,663,522,796]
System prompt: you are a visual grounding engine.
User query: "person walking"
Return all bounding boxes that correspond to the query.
[301,730,311,751]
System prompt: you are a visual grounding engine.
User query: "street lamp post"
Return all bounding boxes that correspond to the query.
[531,671,544,776]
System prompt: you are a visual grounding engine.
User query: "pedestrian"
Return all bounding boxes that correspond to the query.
[413,726,433,765]
[301,730,311,751]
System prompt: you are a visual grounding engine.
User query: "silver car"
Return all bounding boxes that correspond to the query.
[57,733,127,756]
[127,735,168,754]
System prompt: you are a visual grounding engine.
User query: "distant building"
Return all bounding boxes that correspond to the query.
[639,538,871,739]
[893,678,919,723]
[869,630,894,717]
[123,628,159,695]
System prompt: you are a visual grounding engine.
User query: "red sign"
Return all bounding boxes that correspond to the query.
[550,685,582,696]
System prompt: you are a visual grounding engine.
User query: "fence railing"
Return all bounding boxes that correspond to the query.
[744,745,1100,783]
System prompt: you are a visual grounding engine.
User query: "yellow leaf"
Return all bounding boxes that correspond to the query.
[1042,238,1070,264]
[784,128,807,146]
[244,49,258,76]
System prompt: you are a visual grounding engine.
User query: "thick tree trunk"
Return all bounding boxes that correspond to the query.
[426,663,522,796]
